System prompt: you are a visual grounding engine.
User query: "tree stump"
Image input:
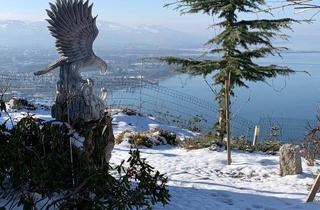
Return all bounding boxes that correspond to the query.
[76,112,115,168]
[52,64,114,166]
[279,144,302,176]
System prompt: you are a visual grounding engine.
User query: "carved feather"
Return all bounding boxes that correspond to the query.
[34,0,107,76]
[47,0,98,62]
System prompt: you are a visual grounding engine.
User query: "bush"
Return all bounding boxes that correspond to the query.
[182,134,282,154]
[232,138,255,153]
[255,140,282,154]
[115,130,130,144]
[116,128,178,148]
[129,133,154,148]
[181,134,214,150]
[303,120,320,165]
[0,115,170,209]
[157,129,177,146]
[122,108,140,116]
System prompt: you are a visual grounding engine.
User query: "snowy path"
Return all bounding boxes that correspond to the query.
[111,146,320,210]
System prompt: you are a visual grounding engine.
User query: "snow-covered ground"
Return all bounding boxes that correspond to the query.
[112,145,320,210]
[0,108,196,138]
[1,108,320,210]
[112,111,197,138]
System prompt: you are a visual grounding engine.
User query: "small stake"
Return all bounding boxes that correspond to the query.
[306,174,320,202]
[252,125,260,147]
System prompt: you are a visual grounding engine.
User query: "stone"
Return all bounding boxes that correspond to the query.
[209,143,225,152]
[8,98,36,110]
[279,144,302,176]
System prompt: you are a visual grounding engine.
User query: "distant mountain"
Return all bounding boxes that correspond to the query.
[0,20,317,51]
[0,20,208,50]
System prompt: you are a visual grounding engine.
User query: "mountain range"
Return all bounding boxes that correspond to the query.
[0,20,208,50]
[0,19,318,51]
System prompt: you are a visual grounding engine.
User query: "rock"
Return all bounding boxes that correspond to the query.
[122,108,139,116]
[279,144,302,176]
[209,143,225,152]
[8,98,36,110]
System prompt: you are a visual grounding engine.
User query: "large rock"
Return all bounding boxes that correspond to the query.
[279,144,302,176]
[8,98,36,110]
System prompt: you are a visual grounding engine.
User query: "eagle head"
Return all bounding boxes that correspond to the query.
[94,56,108,75]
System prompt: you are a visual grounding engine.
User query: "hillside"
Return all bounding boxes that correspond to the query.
[0,107,319,209]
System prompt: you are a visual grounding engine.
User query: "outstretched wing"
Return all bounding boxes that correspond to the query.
[46,0,98,62]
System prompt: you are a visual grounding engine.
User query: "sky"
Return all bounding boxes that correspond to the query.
[0,0,319,35]
[0,0,212,33]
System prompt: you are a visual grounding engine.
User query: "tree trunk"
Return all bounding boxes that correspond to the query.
[225,72,232,165]
[216,90,227,143]
[82,113,115,168]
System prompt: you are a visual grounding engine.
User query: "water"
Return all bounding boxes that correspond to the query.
[2,51,320,141]
[160,52,320,122]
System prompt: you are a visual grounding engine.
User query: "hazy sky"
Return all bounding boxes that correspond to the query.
[0,0,211,33]
[0,0,320,34]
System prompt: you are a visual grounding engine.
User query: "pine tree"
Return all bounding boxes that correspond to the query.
[161,0,297,164]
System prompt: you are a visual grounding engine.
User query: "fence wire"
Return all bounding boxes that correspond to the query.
[0,72,316,143]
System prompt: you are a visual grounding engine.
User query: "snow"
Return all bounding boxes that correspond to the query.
[111,146,320,210]
[112,112,197,137]
[0,108,196,138]
[0,108,53,129]
[137,25,160,34]
[1,108,320,210]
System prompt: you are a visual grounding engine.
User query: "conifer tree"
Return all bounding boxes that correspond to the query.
[161,0,297,164]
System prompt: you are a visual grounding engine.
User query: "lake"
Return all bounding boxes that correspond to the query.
[160,52,320,122]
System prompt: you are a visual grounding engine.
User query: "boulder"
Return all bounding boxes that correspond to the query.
[279,144,302,176]
[8,98,36,110]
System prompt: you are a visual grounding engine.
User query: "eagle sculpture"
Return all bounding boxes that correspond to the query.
[34,0,107,76]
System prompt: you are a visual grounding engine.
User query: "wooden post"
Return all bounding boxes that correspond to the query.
[306,174,320,202]
[252,125,260,147]
[225,72,232,165]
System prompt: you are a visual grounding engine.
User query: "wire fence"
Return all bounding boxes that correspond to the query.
[0,72,316,144]
[258,117,317,143]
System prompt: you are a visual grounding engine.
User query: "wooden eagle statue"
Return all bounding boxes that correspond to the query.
[34,0,107,76]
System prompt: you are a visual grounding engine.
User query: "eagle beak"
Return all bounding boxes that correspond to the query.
[100,64,108,75]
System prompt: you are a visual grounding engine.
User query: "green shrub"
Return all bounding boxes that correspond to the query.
[115,130,130,144]
[232,138,255,153]
[158,129,177,146]
[122,108,139,116]
[129,133,154,148]
[0,115,170,209]
[255,140,283,154]
[181,134,214,150]
[182,134,282,154]
[117,129,178,148]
